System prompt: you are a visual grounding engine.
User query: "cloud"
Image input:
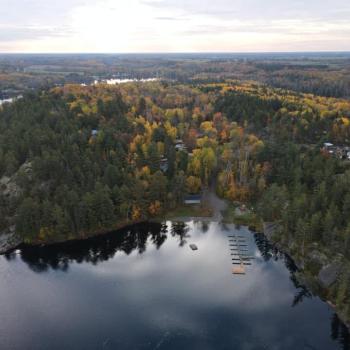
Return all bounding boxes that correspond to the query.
[181,19,350,37]
[143,0,350,24]
[0,0,90,43]
[154,16,183,21]
[0,0,349,52]
[0,25,74,42]
[0,0,88,23]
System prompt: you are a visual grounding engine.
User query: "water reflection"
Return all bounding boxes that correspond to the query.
[254,232,281,263]
[6,222,177,273]
[170,221,190,247]
[254,233,312,307]
[0,221,348,350]
[254,232,349,350]
[332,314,350,350]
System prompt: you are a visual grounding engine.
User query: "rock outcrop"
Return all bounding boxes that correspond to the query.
[0,226,21,254]
[0,162,31,254]
[318,263,342,288]
[263,222,280,240]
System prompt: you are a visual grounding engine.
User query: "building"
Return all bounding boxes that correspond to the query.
[184,194,202,205]
[323,142,336,154]
[323,142,350,159]
[175,139,187,152]
[160,158,169,172]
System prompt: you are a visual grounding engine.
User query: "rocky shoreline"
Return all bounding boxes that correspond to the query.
[0,219,144,255]
[0,227,22,254]
[0,232,23,255]
[263,222,350,330]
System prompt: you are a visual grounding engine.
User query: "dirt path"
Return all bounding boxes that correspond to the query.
[169,188,228,223]
[202,188,228,222]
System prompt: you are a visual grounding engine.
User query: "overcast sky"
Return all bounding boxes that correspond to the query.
[0,0,349,52]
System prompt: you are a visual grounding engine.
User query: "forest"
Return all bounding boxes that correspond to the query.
[1,79,350,323]
[1,53,350,99]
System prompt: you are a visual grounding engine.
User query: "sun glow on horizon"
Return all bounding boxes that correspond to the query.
[1,0,350,53]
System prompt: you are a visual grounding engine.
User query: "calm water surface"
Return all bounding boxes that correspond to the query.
[0,221,349,350]
[0,96,22,105]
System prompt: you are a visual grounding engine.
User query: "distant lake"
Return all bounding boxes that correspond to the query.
[0,96,22,105]
[94,78,158,85]
[0,221,348,350]
[0,98,14,105]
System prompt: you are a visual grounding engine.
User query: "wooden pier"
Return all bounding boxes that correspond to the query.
[228,233,255,275]
[232,264,246,275]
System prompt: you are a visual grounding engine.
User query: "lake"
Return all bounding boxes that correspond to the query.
[94,78,158,85]
[0,96,22,106]
[0,221,349,350]
[0,98,14,105]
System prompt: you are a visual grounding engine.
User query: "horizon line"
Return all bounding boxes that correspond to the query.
[0,50,350,55]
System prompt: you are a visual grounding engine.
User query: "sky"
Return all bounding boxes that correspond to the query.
[0,0,350,53]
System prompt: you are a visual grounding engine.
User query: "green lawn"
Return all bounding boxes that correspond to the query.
[159,205,213,220]
[222,204,262,231]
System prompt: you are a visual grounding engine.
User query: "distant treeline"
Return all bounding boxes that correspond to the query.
[1,54,350,98]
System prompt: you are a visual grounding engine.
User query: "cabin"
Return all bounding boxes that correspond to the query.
[175,144,187,152]
[323,142,336,154]
[160,158,169,172]
[184,194,202,205]
[175,139,187,152]
[322,142,350,160]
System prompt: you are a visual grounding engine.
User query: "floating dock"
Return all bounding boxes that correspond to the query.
[232,264,246,275]
[228,233,255,275]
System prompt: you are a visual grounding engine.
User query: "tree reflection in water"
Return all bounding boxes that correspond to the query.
[6,222,189,273]
[332,314,350,350]
[254,232,281,263]
[170,221,190,247]
[254,232,350,349]
[4,222,349,349]
[254,233,310,303]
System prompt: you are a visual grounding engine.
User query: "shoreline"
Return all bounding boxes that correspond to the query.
[262,222,350,331]
[0,219,144,255]
[0,201,218,255]
[1,196,349,331]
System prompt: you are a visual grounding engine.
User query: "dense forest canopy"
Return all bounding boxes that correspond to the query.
[1,79,350,321]
[2,81,350,241]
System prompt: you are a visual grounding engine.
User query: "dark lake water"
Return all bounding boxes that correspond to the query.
[0,221,349,350]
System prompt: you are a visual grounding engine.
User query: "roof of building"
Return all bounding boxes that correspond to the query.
[184,194,202,201]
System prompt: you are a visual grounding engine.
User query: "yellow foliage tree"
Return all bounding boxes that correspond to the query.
[186,176,202,194]
[149,201,162,216]
[132,205,141,221]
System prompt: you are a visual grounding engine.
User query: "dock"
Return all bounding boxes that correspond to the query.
[227,233,255,275]
[232,264,246,275]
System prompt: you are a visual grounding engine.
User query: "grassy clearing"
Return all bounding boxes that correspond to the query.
[159,205,213,220]
[222,204,263,231]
